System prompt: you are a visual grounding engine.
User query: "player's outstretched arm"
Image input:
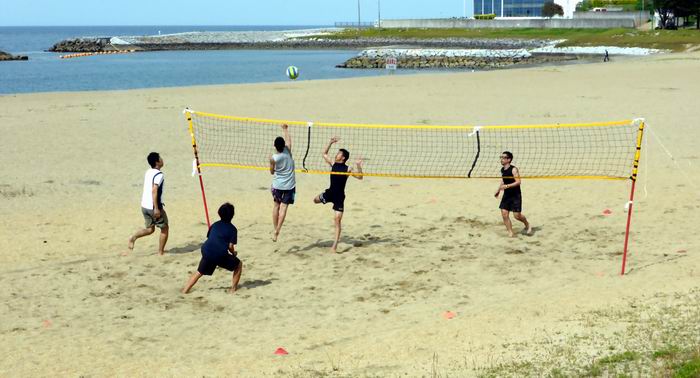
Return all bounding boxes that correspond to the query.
[352,157,364,180]
[269,155,275,174]
[322,137,338,166]
[281,124,292,151]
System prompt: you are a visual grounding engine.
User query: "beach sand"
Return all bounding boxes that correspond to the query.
[1,52,699,376]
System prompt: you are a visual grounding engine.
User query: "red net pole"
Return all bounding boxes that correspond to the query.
[620,180,637,275]
[196,169,211,229]
[620,119,645,276]
[186,110,211,228]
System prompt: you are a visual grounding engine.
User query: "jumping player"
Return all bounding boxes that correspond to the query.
[269,124,296,242]
[313,137,363,253]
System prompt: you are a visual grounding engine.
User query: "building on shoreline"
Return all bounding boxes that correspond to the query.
[474,0,582,17]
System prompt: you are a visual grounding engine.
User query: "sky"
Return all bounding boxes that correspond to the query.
[1,0,475,26]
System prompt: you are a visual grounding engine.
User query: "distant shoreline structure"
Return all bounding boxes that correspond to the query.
[0,50,28,61]
[47,28,663,70]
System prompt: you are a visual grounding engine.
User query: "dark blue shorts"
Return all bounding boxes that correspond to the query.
[271,187,295,205]
[197,251,240,276]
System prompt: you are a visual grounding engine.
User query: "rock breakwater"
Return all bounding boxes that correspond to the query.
[49,30,553,52]
[337,49,579,69]
[49,38,114,53]
[0,50,28,61]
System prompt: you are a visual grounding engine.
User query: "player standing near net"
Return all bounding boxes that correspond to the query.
[269,124,296,242]
[313,137,363,253]
[127,152,169,255]
[495,151,532,237]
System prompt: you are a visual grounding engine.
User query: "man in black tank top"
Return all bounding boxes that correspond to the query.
[313,137,364,253]
[494,151,532,237]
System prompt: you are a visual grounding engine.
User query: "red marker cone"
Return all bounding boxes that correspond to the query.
[274,347,288,355]
[442,311,456,320]
[602,209,612,216]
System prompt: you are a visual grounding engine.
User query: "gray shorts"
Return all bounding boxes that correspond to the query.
[142,207,168,229]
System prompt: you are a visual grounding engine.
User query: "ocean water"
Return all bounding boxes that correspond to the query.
[0,26,429,94]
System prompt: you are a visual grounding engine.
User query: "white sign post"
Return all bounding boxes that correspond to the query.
[385,57,397,73]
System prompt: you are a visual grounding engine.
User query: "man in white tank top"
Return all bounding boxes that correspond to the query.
[269,124,296,242]
[127,152,169,255]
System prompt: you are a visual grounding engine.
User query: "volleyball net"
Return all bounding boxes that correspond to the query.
[185,109,644,180]
[184,109,645,275]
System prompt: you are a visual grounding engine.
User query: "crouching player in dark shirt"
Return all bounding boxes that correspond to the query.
[182,203,243,294]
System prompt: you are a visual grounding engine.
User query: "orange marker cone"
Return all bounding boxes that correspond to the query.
[274,347,288,355]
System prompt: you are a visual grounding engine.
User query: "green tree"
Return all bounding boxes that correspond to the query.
[655,0,678,28]
[674,0,700,28]
[542,1,565,17]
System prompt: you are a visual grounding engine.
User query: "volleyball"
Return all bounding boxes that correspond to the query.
[286,66,299,80]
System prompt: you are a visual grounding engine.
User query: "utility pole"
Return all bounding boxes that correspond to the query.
[378,0,381,28]
[358,0,362,28]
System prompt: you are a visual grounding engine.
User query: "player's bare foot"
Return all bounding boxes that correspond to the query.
[330,244,339,253]
[508,232,516,238]
[158,250,165,256]
[524,226,533,236]
[272,230,279,242]
[127,236,135,250]
[228,287,238,294]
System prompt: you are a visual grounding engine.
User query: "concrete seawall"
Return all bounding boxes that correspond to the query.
[380,18,636,29]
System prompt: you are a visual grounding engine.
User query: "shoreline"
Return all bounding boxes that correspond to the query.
[46,29,665,73]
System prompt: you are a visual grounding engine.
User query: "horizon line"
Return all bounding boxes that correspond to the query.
[0,24,337,28]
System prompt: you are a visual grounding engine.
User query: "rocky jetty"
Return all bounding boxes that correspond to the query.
[49,38,113,53]
[121,37,552,51]
[0,50,28,61]
[48,30,554,52]
[337,49,580,69]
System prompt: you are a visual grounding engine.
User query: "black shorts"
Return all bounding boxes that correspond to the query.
[197,251,240,276]
[320,189,345,212]
[499,194,522,213]
[271,187,295,205]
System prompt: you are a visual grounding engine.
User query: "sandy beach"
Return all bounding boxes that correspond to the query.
[1,52,699,376]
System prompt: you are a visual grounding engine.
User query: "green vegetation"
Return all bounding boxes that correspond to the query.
[577,0,651,11]
[474,14,497,19]
[319,28,700,51]
[598,351,640,364]
[653,344,682,359]
[470,289,700,377]
[542,2,565,17]
[673,355,700,378]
